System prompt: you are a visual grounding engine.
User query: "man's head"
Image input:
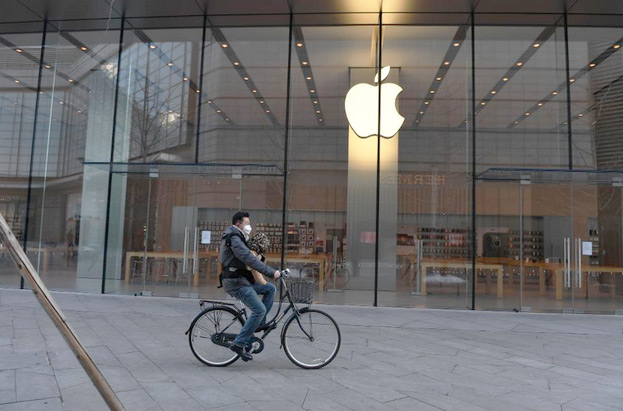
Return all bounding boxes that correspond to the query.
[232,211,252,237]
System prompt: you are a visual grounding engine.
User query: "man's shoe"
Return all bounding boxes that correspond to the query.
[255,322,277,333]
[230,344,253,362]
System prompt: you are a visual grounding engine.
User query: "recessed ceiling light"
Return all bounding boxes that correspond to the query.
[316,110,321,114]
[444,61,450,66]
[480,102,486,106]
[614,43,621,49]
[167,61,173,66]
[195,89,200,93]
[516,62,523,66]
[233,61,240,66]
[514,121,519,124]
[149,44,156,49]
[44,64,51,69]
[310,89,315,93]
[453,42,460,47]
[225,118,230,121]
[207,100,212,103]
[424,101,429,105]
[265,110,270,113]
[296,42,303,47]
[259,100,264,103]
[491,90,497,94]
[436,76,442,81]
[589,62,596,67]
[419,111,424,114]
[302,61,308,66]
[502,77,509,81]
[68,79,74,83]
[429,90,435,94]
[524,112,530,116]
[14,79,19,83]
[59,101,64,105]
[533,43,540,48]
[552,91,558,95]
[15,48,23,53]
[313,100,318,104]
[319,118,323,122]
[243,76,249,81]
[78,110,83,114]
[80,46,88,51]
[537,102,543,106]
[569,78,575,83]
[306,76,312,80]
[578,113,584,117]
[221,43,228,48]
[252,89,257,93]
[216,109,222,113]
[183,77,188,81]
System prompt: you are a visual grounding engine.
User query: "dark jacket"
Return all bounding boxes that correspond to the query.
[219,226,276,292]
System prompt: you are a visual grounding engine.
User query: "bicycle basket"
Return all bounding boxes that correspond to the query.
[287,279,315,304]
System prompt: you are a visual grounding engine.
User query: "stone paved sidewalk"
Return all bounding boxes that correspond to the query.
[1,288,623,411]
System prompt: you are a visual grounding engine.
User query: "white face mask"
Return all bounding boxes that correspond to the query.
[242,224,252,236]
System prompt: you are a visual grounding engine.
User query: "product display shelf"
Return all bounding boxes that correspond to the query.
[417,227,469,258]
[508,230,543,260]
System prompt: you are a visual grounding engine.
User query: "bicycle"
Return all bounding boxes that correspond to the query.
[186,269,341,369]
[324,254,351,291]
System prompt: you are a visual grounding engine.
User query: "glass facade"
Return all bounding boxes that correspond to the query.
[1,9,623,313]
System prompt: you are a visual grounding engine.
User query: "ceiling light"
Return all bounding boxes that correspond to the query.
[243,76,249,81]
[313,100,318,104]
[183,77,188,81]
[419,111,424,114]
[221,43,228,48]
[59,101,64,105]
[310,89,315,93]
[306,76,312,80]
[233,61,240,66]
[15,48,23,53]
[524,112,530,116]
[265,110,270,113]
[259,100,264,103]
[614,43,621,49]
[302,61,308,66]
[453,42,460,47]
[149,44,156,49]
[225,118,229,121]
[195,89,200,93]
[429,90,435,94]
[167,61,173,66]
[316,110,321,114]
[436,76,442,81]
[14,79,19,83]
[80,46,88,51]
[296,42,303,47]
[319,118,323,122]
[444,61,450,66]
[491,90,497,94]
[589,62,596,68]
[207,100,212,103]
[537,102,543,106]
[216,109,222,113]
[502,77,509,81]
[569,78,575,83]
[78,110,83,114]
[44,64,51,69]
[578,113,584,117]
[68,78,74,83]
[424,101,429,105]
[533,43,540,48]
[481,102,486,106]
[514,121,519,124]
[252,89,257,93]
[552,91,558,95]
[516,62,523,66]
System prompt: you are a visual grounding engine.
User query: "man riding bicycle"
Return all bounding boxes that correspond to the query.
[220,211,283,361]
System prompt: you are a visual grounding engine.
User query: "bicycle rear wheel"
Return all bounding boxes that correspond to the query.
[281,308,341,369]
[188,306,243,367]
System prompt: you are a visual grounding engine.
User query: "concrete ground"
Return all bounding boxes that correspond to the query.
[1,288,623,411]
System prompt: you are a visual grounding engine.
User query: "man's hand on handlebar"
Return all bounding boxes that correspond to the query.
[273,268,290,280]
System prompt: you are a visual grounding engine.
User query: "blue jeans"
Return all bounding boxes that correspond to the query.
[230,282,276,348]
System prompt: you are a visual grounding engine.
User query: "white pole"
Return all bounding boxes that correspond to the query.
[0,212,125,410]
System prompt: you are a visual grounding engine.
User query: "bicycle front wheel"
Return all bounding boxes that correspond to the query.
[188,306,243,367]
[282,308,341,369]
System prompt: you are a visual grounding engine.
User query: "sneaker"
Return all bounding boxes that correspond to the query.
[255,322,277,332]
[230,344,253,362]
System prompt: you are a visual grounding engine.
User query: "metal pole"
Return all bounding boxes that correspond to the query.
[0,212,125,410]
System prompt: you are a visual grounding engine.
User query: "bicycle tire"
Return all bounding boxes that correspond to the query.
[188,306,244,367]
[281,308,341,369]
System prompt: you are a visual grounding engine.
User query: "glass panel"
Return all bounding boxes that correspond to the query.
[0,30,42,288]
[475,20,568,311]
[382,22,473,308]
[287,20,379,305]
[27,21,121,293]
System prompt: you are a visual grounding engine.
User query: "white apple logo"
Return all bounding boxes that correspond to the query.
[345,66,404,139]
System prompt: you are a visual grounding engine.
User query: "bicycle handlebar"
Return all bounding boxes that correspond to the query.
[278,268,291,280]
